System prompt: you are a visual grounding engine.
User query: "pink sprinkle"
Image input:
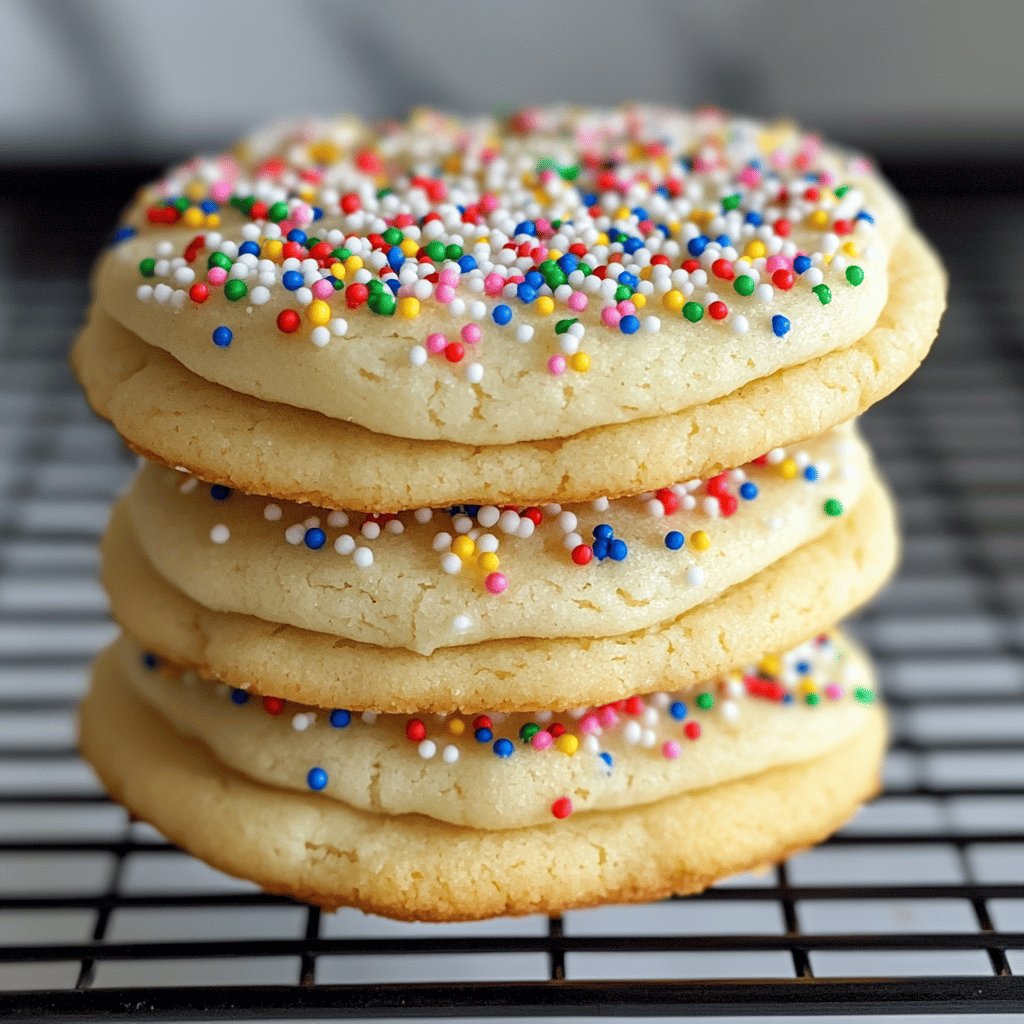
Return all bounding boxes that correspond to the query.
[538,169,556,184]
[426,333,447,354]
[438,269,460,287]
[824,683,843,700]
[766,255,789,273]
[479,193,499,214]
[578,713,600,735]
[485,572,507,595]
[206,267,227,285]
[484,273,505,296]
[531,730,554,750]
[291,203,313,226]
[820,170,838,186]
[461,323,481,345]
[662,741,681,760]
[600,306,621,328]
[435,284,456,304]
[597,707,618,730]
[210,181,232,203]
[534,218,552,237]
[738,166,762,188]
[311,279,334,300]
[547,354,567,375]
[616,300,636,316]
[567,291,587,312]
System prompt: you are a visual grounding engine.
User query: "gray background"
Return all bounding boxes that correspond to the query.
[1,0,1023,163]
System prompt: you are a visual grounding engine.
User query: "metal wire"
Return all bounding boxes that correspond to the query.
[0,172,1022,1019]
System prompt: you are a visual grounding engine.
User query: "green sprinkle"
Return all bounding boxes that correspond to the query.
[854,687,875,705]
[695,692,714,711]
[445,243,464,261]
[138,258,156,278]
[208,251,232,271]
[721,193,742,211]
[519,722,540,742]
[368,292,396,316]
[171,197,189,213]
[267,201,289,223]
[682,301,704,323]
[733,275,755,297]
[381,227,404,246]
[845,265,865,287]
[224,279,248,302]
[804,692,821,707]
[614,284,633,301]
[555,318,578,335]
[331,247,352,261]
[331,277,345,290]
[424,240,446,262]
[536,157,557,172]
[823,498,844,517]
[558,163,580,181]
[834,184,851,198]
[812,284,832,305]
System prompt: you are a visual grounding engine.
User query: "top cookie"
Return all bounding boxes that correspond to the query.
[94,105,907,447]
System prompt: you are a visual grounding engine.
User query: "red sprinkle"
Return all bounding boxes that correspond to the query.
[551,796,574,819]
[571,544,594,565]
[276,309,301,334]
[684,721,702,741]
[262,696,284,716]
[405,719,426,742]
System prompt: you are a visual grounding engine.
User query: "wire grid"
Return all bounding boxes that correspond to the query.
[0,175,1023,1020]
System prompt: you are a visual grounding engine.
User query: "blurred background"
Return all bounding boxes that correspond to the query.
[3,2,1024,1019]
[1,0,1023,165]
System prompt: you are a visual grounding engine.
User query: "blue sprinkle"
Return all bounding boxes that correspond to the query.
[525,270,544,290]
[580,192,598,206]
[715,234,731,247]
[492,304,513,325]
[514,220,536,237]
[474,727,493,743]
[619,315,640,335]
[793,254,812,274]
[141,652,159,670]
[669,701,688,721]
[307,767,329,791]
[592,537,610,561]
[739,482,759,500]
[492,738,515,758]
[598,751,614,771]
[286,229,307,244]
[744,211,763,227]
[387,248,405,270]
[238,240,260,257]
[304,527,327,550]
[311,206,323,221]
[462,504,480,517]
[664,530,685,550]
[609,538,628,561]
[230,688,249,705]
[803,466,819,482]
[617,271,639,289]
[772,314,792,338]
[687,234,710,256]
[623,237,643,255]
[282,270,304,291]
[593,523,614,541]
[385,278,401,294]
[211,325,233,348]
[782,693,795,705]
[111,226,137,244]
[796,660,811,675]
[557,253,579,273]
[329,709,351,728]
[516,283,536,303]
[856,211,875,223]
[631,206,649,221]
[458,254,477,272]
[210,484,232,500]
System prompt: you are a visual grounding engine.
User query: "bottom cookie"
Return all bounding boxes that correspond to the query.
[80,645,887,921]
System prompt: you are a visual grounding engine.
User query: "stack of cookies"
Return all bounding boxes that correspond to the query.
[73,106,945,920]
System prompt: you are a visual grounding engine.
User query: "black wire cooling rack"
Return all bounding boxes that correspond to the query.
[0,169,1023,1020]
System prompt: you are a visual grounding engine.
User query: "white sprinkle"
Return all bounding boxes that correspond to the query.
[418,740,437,759]
[731,314,749,335]
[592,497,610,512]
[442,744,460,763]
[327,510,349,528]
[292,713,313,732]
[476,533,499,554]
[334,534,355,555]
[409,345,428,367]
[516,324,534,343]
[557,511,578,533]
[452,614,472,632]
[285,524,305,544]
[209,524,230,544]
[452,514,473,534]
[414,508,433,524]
[562,532,582,551]
[263,503,282,521]
[440,552,462,575]
[303,516,321,529]
[466,361,484,384]
[686,566,705,586]
[353,546,374,568]
[361,521,381,540]
[310,326,330,347]
[516,518,535,540]
[330,318,348,337]
[179,477,199,494]
[361,710,378,724]
[432,531,453,552]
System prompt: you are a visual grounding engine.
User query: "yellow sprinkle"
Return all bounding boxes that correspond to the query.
[182,207,205,228]
[808,210,830,229]
[535,295,555,316]
[547,249,563,261]
[692,209,713,227]
[691,530,711,551]
[397,297,421,319]
[555,734,579,756]
[204,214,220,228]
[596,232,609,246]
[308,140,340,164]
[639,266,653,281]
[632,293,647,309]
[307,300,331,326]
[779,458,798,479]
[262,239,283,262]
[615,205,631,220]
[330,263,346,281]
[663,290,685,313]
[799,679,818,696]
[451,536,475,560]
[344,255,363,274]
[298,186,316,204]
[400,239,419,257]
[448,718,465,735]
[570,351,591,373]
[842,241,859,257]
[477,551,500,573]
[185,182,206,202]
[744,240,766,259]
[759,654,781,677]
